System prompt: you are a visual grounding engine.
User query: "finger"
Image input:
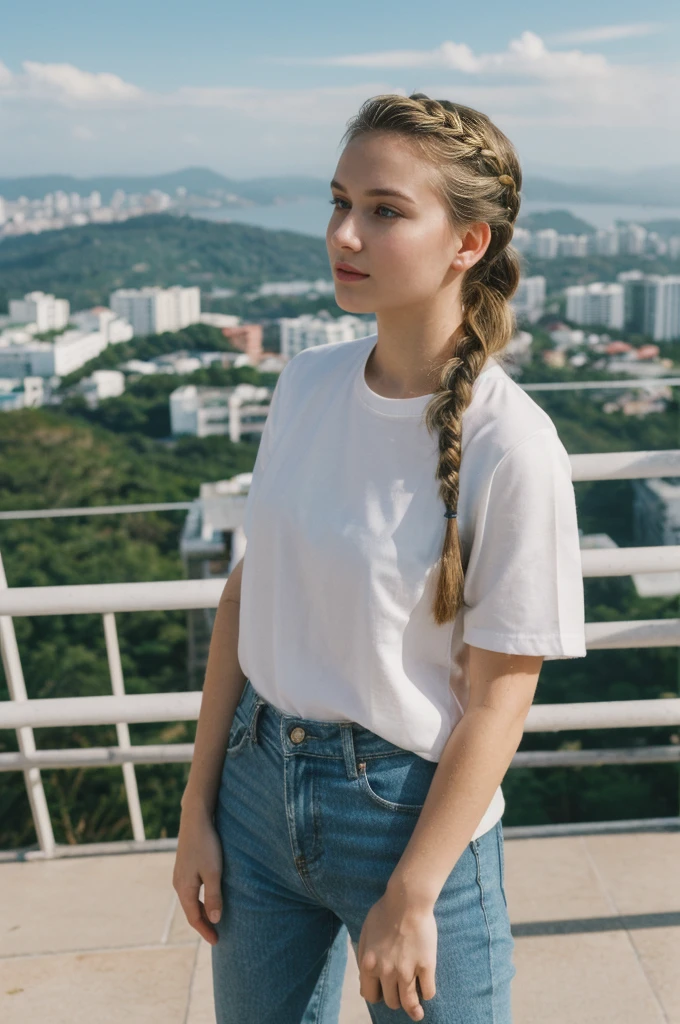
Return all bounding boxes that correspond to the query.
[381,972,403,1012]
[202,874,223,924]
[417,965,437,1001]
[399,974,424,1021]
[176,887,220,946]
[359,972,383,1005]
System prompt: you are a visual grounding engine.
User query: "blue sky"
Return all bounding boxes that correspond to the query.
[0,0,678,179]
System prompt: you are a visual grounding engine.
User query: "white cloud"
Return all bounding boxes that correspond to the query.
[549,23,665,45]
[71,124,97,141]
[0,61,143,104]
[270,31,612,80]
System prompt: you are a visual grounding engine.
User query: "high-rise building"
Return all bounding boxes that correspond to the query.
[511,276,546,323]
[534,229,559,259]
[8,291,70,331]
[565,282,625,330]
[279,314,377,359]
[109,286,201,337]
[618,272,680,341]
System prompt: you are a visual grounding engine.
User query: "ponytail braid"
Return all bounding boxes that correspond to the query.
[341,92,523,624]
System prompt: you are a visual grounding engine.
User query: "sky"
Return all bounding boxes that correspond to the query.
[0,0,678,181]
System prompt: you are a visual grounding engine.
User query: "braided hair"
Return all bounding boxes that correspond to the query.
[339,92,523,625]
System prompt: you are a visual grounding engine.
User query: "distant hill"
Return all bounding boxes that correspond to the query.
[0,214,329,311]
[516,210,596,235]
[1,165,680,207]
[0,169,331,205]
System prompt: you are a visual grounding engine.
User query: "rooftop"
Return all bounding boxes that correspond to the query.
[2,443,680,1022]
[1,826,678,1023]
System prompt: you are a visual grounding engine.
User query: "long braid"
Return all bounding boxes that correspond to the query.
[340,92,523,625]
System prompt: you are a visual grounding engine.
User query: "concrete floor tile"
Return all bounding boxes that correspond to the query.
[512,931,666,1024]
[584,833,680,915]
[0,852,178,956]
[0,945,196,1024]
[186,940,216,1024]
[628,926,680,1023]
[504,836,612,923]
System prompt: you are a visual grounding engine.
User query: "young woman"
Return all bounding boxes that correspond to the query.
[173,92,586,1023]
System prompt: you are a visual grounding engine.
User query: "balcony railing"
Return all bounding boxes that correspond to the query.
[2,448,680,859]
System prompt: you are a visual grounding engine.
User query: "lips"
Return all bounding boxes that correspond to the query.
[335,263,369,277]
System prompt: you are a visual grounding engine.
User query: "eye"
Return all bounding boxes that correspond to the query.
[329,197,400,219]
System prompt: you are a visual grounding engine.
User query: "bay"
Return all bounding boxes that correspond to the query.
[190,197,680,239]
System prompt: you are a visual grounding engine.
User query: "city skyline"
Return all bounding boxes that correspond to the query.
[0,1,679,178]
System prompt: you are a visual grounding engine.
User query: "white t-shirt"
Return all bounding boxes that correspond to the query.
[237,332,586,840]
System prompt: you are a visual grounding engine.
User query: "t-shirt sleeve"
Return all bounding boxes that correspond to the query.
[462,426,586,660]
[242,357,295,542]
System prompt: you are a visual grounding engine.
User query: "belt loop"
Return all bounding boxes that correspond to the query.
[341,723,359,779]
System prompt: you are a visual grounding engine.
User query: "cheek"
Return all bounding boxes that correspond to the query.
[379,225,451,292]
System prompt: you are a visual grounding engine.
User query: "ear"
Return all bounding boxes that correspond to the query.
[451,222,492,272]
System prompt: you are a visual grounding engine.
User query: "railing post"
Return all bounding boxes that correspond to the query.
[102,612,146,842]
[0,551,56,857]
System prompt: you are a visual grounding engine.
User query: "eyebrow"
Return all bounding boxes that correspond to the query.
[329,179,416,204]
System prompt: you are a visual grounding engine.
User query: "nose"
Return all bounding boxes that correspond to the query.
[328,210,362,250]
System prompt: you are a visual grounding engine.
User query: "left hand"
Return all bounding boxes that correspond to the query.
[356,888,438,1021]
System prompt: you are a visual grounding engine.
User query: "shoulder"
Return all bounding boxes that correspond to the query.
[463,360,564,471]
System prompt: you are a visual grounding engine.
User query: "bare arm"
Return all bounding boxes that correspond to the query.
[386,645,543,906]
[180,554,247,817]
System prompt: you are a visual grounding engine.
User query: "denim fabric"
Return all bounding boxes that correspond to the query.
[211,678,516,1023]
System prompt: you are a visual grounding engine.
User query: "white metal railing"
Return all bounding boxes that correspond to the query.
[1,448,680,858]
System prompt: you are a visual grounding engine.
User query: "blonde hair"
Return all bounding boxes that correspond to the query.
[340,92,523,625]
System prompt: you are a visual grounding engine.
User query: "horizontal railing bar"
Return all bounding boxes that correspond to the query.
[0,549,680,618]
[0,837,179,863]
[523,379,680,392]
[0,744,195,770]
[1,743,678,773]
[0,692,679,732]
[0,502,193,521]
[0,578,226,616]
[502,816,680,839]
[4,816,680,861]
[513,745,680,767]
[569,449,680,481]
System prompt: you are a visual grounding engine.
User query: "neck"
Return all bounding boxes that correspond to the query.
[367,298,466,400]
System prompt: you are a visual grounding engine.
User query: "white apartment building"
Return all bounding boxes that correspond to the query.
[169,383,271,441]
[9,292,70,332]
[109,286,201,337]
[70,307,134,345]
[557,234,589,258]
[279,314,378,360]
[566,282,625,330]
[618,272,680,341]
[0,329,107,378]
[534,229,559,260]
[594,229,619,256]
[511,275,546,323]
[78,370,126,409]
[641,276,680,342]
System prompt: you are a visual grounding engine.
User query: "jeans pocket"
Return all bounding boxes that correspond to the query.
[225,683,255,757]
[356,751,437,814]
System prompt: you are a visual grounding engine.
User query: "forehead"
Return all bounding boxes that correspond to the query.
[335,132,440,202]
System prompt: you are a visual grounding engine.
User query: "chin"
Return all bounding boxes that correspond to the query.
[334,293,370,314]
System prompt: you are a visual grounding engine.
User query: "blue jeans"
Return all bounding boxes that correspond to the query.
[211,678,516,1023]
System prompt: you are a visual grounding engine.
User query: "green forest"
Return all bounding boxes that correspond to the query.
[1,206,680,851]
[2,213,680,317]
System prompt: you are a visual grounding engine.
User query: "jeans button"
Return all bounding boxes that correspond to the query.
[290,726,306,744]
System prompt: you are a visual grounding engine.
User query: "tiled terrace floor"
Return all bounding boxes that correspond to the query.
[1,829,679,1023]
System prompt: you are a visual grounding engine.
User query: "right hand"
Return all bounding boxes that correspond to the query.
[173,803,224,946]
